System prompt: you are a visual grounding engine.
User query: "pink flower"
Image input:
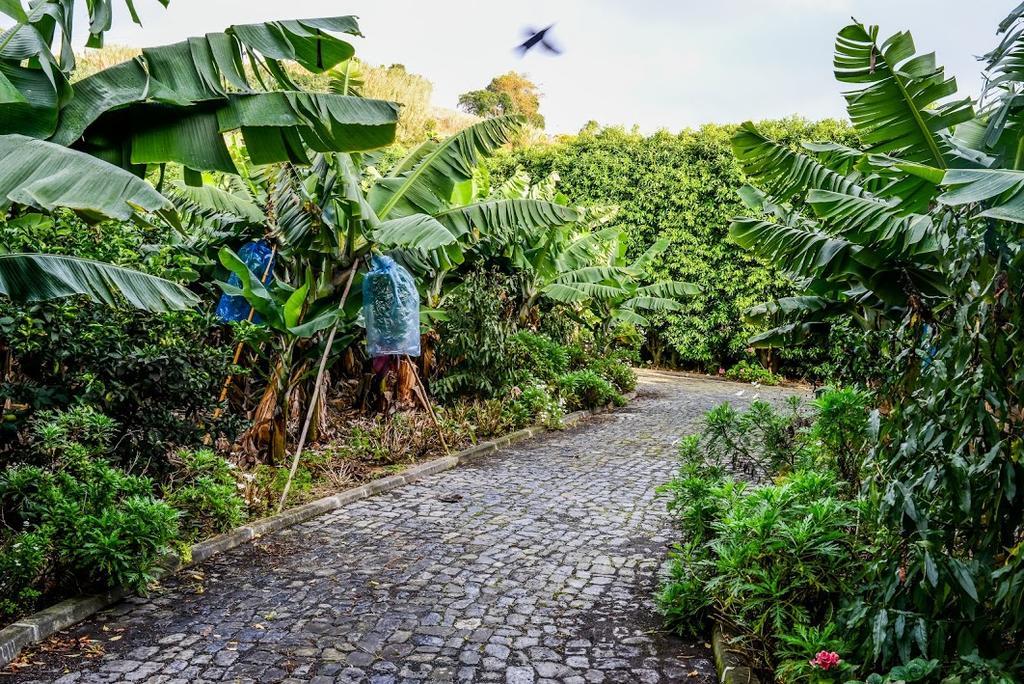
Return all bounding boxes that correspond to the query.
[809,651,842,671]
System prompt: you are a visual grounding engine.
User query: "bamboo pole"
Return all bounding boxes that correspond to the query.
[211,245,278,423]
[277,262,359,513]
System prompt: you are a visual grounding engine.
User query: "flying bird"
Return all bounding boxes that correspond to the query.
[516,24,562,56]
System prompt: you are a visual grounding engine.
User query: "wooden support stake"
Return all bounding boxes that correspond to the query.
[408,355,449,455]
[277,263,359,513]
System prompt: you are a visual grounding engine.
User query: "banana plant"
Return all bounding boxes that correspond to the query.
[0,135,196,311]
[727,19,982,348]
[540,234,699,349]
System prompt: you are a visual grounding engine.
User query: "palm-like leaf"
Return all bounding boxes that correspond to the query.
[834,22,973,167]
[369,115,524,218]
[374,214,458,251]
[433,199,577,242]
[940,168,1024,223]
[0,253,198,311]
[167,181,264,224]
[0,134,171,222]
[729,217,872,278]
[732,123,868,202]
[807,190,940,258]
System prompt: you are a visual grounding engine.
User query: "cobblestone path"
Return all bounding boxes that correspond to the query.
[7,371,803,684]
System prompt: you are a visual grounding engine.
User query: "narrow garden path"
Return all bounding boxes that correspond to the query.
[7,371,804,684]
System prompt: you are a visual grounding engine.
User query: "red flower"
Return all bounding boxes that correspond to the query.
[809,651,842,671]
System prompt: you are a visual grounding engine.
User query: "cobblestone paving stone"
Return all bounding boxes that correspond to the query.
[6,371,804,684]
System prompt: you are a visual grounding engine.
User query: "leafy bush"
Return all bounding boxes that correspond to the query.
[0,408,181,620]
[725,360,781,386]
[433,268,518,400]
[692,398,811,478]
[164,449,247,542]
[0,532,47,620]
[504,385,564,430]
[508,331,569,383]
[588,357,637,393]
[556,369,624,411]
[810,388,870,488]
[659,460,858,672]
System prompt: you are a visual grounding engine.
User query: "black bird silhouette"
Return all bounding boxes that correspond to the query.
[516,24,562,56]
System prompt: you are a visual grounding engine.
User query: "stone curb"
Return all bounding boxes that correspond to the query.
[0,393,638,668]
[712,623,762,684]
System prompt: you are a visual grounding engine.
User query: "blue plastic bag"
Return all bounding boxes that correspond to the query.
[363,254,421,357]
[216,240,275,323]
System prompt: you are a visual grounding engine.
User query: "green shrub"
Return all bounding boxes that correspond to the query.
[0,459,178,607]
[0,408,179,619]
[589,357,637,393]
[433,268,518,400]
[725,360,781,386]
[508,331,569,382]
[164,449,247,542]
[0,532,47,620]
[810,387,871,487]
[697,398,812,478]
[504,385,565,430]
[0,211,233,471]
[556,369,624,411]
[659,465,857,671]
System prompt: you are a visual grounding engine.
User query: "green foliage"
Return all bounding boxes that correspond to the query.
[508,331,569,383]
[810,387,870,487]
[1,303,234,469]
[659,461,857,670]
[698,398,812,477]
[588,357,637,393]
[459,71,544,128]
[492,119,861,378]
[726,10,1024,675]
[0,531,46,620]
[556,369,624,411]
[504,384,564,431]
[433,268,518,400]
[164,450,247,542]
[0,408,179,618]
[725,360,782,386]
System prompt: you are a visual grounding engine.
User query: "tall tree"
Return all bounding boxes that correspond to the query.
[458,71,544,128]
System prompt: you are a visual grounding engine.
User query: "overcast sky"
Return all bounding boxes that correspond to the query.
[86,0,1008,135]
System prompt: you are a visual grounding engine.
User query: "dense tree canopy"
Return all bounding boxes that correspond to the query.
[491,119,862,377]
[459,71,545,128]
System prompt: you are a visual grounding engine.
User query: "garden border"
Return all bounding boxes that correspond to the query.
[712,622,763,684]
[0,393,635,668]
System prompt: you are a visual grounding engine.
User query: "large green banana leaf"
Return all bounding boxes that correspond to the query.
[834,22,973,167]
[374,214,458,251]
[729,217,873,279]
[732,122,868,202]
[940,168,1024,223]
[40,18,399,174]
[806,190,940,258]
[0,134,170,222]
[0,0,168,136]
[433,199,578,242]
[167,181,264,224]
[0,253,198,311]
[369,115,524,218]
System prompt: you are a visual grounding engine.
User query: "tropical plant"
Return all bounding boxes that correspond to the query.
[0,137,198,310]
[728,11,1024,674]
[492,119,863,375]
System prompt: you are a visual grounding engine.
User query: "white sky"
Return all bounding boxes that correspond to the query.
[85,0,1009,135]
